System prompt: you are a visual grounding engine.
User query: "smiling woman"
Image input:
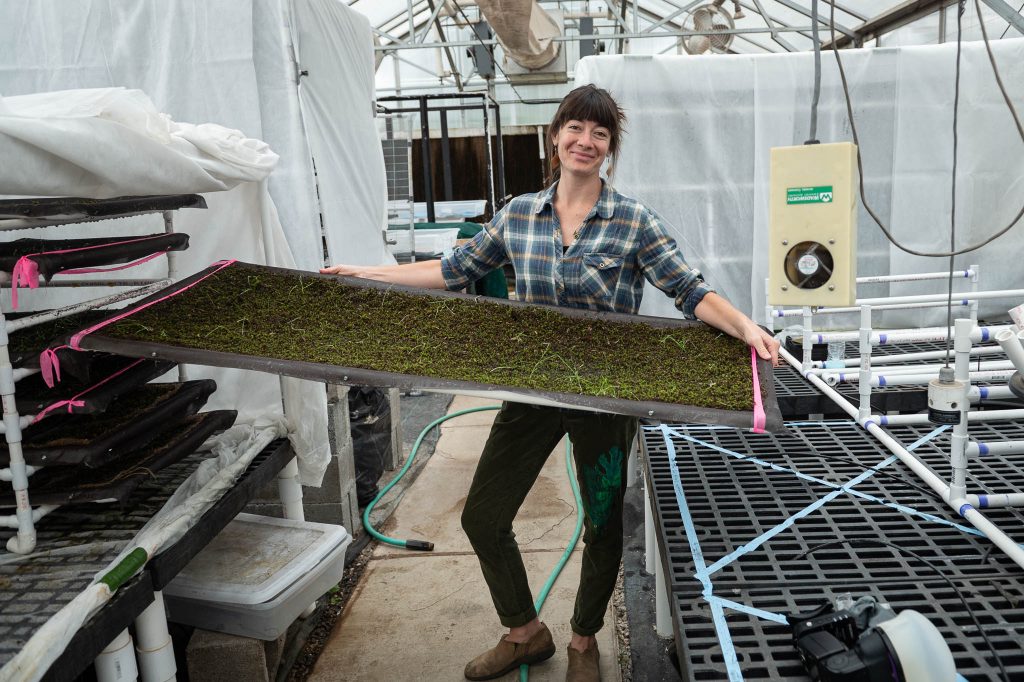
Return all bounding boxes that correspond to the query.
[320,83,779,682]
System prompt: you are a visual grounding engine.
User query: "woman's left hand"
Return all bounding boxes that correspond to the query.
[742,323,781,367]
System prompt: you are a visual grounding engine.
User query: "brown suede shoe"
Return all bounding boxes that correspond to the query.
[464,623,557,681]
[565,641,600,682]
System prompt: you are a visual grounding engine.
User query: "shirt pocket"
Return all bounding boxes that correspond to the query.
[579,252,625,299]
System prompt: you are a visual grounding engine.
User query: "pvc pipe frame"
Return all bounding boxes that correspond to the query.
[134,592,175,682]
[996,329,1024,373]
[0,327,36,553]
[825,368,1016,388]
[812,324,1012,345]
[810,344,1006,368]
[772,286,1024,318]
[780,343,1024,571]
[95,628,138,682]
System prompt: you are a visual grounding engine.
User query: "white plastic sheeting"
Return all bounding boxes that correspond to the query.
[290,0,393,266]
[0,0,395,484]
[576,39,1024,329]
[0,87,330,484]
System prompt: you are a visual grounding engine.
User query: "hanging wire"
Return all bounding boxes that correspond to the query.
[827,0,1024,257]
[806,0,822,144]
[943,0,967,366]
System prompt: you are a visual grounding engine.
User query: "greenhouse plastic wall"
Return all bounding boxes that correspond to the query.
[576,39,1024,329]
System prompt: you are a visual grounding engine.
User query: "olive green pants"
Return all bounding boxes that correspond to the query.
[460,402,637,636]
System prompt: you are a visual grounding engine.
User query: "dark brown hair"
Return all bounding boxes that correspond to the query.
[548,84,626,180]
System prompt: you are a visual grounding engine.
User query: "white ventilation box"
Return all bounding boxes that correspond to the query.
[163,514,351,640]
[768,142,858,307]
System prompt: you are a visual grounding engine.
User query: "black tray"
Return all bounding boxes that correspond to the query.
[0,233,189,280]
[6,309,117,371]
[0,380,217,467]
[0,410,236,507]
[75,261,784,431]
[15,358,175,417]
[0,194,206,219]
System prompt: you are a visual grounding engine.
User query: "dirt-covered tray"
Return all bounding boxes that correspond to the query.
[72,261,782,430]
[0,380,217,467]
[0,194,206,220]
[0,410,236,507]
[15,358,175,419]
[6,309,117,370]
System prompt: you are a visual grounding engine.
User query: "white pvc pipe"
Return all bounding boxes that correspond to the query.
[134,592,176,682]
[653,529,672,637]
[95,629,138,682]
[858,306,872,422]
[0,415,35,434]
[971,493,1024,508]
[773,288,1024,318]
[816,359,1014,379]
[1,332,36,554]
[813,324,1011,345]
[13,368,38,382]
[996,329,1024,373]
[802,306,813,373]
[775,299,971,317]
[828,369,1015,387]
[948,319,973,504]
[967,440,1024,457]
[7,280,172,333]
[874,409,1024,426]
[969,385,1016,402]
[0,465,38,481]
[856,269,974,284]
[277,457,305,521]
[644,480,656,575]
[811,345,1005,368]
[0,504,57,528]
[780,346,1024,570]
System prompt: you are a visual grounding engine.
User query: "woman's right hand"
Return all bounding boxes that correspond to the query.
[320,264,372,277]
[319,260,447,289]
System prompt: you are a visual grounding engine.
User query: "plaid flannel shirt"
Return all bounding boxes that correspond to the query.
[441,180,714,317]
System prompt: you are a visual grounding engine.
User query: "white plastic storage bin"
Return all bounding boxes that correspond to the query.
[163,513,351,640]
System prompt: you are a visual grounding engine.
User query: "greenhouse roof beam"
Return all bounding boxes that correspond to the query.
[768,0,858,37]
[825,0,949,47]
[749,0,801,50]
[978,0,1024,35]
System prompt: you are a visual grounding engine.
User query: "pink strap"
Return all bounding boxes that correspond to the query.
[70,260,238,351]
[8,235,174,309]
[10,256,40,309]
[40,346,67,388]
[750,347,767,433]
[30,357,146,424]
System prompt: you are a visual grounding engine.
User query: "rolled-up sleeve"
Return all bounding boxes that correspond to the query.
[440,209,510,290]
[636,208,714,319]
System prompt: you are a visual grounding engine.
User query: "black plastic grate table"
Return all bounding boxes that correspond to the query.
[0,438,293,682]
[641,419,1024,681]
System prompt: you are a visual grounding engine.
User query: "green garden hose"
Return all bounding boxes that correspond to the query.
[361,402,586,682]
[362,405,500,550]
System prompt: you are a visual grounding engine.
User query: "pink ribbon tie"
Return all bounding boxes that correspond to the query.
[31,399,86,424]
[750,347,767,433]
[39,347,65,388]
[10,256,40,310]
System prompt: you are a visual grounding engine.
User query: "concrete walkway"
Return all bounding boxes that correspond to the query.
[309,395,620,681]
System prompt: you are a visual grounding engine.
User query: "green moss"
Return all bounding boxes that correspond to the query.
[101,264,755,411]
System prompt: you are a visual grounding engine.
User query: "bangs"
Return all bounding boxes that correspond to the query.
[560,90,619,132]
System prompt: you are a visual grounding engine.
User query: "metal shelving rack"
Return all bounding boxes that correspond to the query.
[0,195,203,553]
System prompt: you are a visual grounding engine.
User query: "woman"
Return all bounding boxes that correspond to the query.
[322,84,779,682]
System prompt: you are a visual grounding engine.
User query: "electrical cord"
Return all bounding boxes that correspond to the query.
[943,0,967,365]
[827,0,1024,258]
[806,0,822,143]
[789,538,1009,682]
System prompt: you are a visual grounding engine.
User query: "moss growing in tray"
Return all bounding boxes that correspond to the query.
[100,264,755,411]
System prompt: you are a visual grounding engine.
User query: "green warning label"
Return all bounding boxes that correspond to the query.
[787,186,834,204]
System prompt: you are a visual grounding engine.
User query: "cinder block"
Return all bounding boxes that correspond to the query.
[263,632,288,678]
[186,629,269,682]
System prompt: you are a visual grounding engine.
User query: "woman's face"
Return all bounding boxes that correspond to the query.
[552,119,611,178]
